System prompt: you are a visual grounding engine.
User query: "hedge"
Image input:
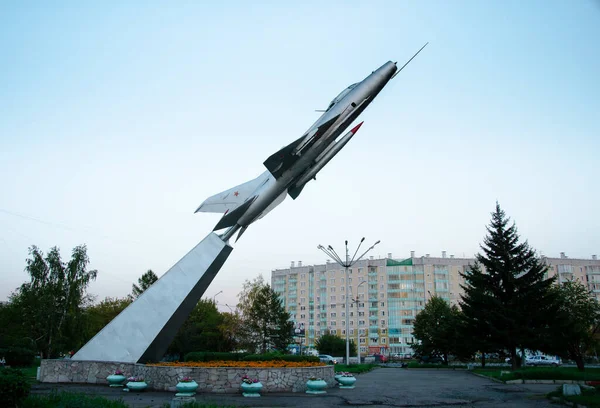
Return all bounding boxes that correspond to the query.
[242,354,320,363]
[183,352,319,363]
[0,347,36,367]
[184,352,249,362]
[0,367,31,407]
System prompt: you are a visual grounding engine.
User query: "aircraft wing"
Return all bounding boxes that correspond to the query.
[263,114,340,179]
[195,172,269,214]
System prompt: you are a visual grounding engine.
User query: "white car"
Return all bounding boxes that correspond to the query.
[318,354,338,364]
[525,355,561,366]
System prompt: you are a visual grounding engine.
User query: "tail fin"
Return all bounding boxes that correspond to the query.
[195,172,269,215]
[213,196,257,231]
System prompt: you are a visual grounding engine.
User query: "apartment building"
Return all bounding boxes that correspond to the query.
[272,251,600,357]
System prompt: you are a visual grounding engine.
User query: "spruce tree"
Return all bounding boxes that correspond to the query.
[460,202,557,369]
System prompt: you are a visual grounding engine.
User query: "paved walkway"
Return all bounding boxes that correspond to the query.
[31,368,560,407]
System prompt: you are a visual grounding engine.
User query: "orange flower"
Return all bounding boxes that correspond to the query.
[147,360,326,368]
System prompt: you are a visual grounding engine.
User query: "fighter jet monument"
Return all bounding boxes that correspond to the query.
[73,44,428,363]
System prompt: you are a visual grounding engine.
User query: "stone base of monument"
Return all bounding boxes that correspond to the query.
[38,359,336,393]
[171,396,196,407]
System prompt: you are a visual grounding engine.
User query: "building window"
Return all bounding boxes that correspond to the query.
[381,311,385,316]
[341,312,345,317]
[330,312,337,317]
[301,290,306,295]
[380,276,384,281]
[380,293,385,299]
[381,320,386,326]
[301,306,306,311]
[300,314,305,318]
[330,321,336,326]
[330,296,336,302]
[330,287,336,292]
[380,302,385,307]
[382,338,387,344]
[301,282,306,287]
[301,274,306,279]
[381,329,387,335]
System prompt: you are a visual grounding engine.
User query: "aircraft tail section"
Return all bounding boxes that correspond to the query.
[195,172,269,215]
[213,196,257,231]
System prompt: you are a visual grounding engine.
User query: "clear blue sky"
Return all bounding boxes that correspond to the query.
[1,0,599,307]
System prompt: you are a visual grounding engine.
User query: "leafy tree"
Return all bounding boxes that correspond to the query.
[412,296,462,364]
[10,245,97,358]
[237,275,293,353]
[131,269,158,299]
[167,299,230,360]
[218,311,242,353]
[0,302,29,349]
[542,280,600,371]
[81,297,132,346]
[459,203,558,370]
[314,331,357,357]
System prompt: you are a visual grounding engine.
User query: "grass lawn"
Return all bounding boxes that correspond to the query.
[22,392,237,408]
[548,385,600,408]
[19,366,39,384]
[334,363,377,374]
[474,366,600,382]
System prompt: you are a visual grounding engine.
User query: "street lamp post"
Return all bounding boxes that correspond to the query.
[318,238,380,365]
[352,280,367,363]
[213,290,223,303]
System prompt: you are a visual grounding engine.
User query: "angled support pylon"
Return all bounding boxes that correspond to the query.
[73,232,232,363]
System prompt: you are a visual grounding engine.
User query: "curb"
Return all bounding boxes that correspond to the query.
[550,396,588,408]
[468,372,589,386]
[469,372,504,383]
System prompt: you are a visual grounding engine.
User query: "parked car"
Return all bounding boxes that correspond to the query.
[318,354,338,364]
[371,353,388,363]
[419,355,444,364]
[525,355,561,367]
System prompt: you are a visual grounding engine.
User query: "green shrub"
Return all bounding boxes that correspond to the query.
[22,392,129,407]
[242,354,319,363]
[334,363,377,374]
[0,347,36,367]
[184,351,319,363]
[184,352,248,362]
[0,367,31,407]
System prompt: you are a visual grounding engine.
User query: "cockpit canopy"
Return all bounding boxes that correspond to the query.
[326,83,358,111]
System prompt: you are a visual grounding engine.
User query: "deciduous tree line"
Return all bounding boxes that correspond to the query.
[412,203,600,371]
[0,249,292,361]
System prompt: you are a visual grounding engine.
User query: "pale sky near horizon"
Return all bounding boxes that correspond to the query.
[1,1,599,309]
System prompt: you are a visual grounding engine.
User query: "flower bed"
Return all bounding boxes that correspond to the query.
[149,360,325,368]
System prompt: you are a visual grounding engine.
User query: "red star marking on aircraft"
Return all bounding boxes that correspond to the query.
[234,191,239,196]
